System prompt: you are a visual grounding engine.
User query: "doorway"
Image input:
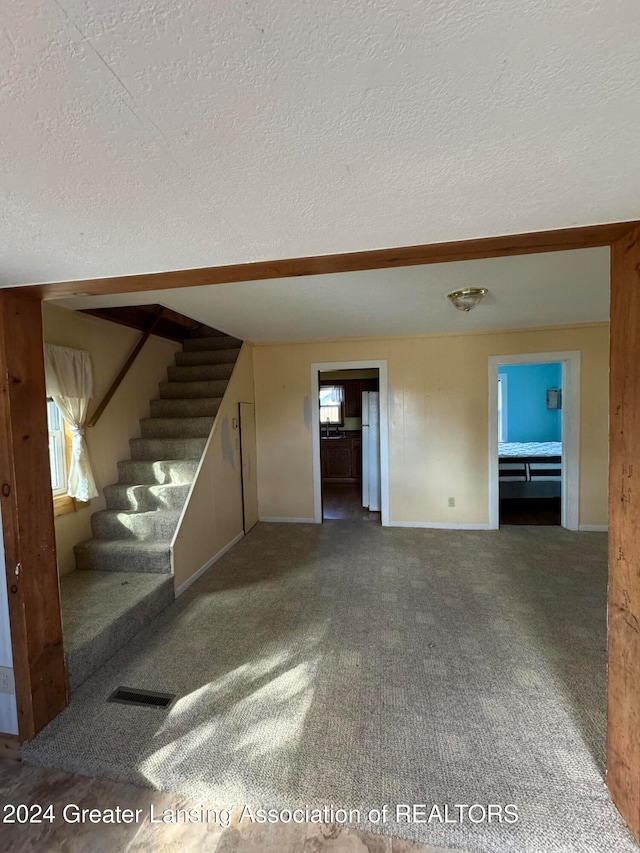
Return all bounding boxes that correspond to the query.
[497,362,563,525]
[318,368,380,521]
[488,351,581,530]
[239,402,258,533]
[311,360,390,525]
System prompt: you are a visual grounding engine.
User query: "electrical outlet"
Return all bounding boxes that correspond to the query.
[448,497,455,508]
[0,666,15,695]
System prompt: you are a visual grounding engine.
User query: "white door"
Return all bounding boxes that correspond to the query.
[368,392,381,511]
[239,402,259,532]
[362,391,370,508]
[362,391,381,510]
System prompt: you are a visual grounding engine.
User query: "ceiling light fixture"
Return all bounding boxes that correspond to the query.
[447,287,488,312]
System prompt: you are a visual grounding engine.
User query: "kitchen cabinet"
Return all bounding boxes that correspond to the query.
[321,436,361,482]
[352,438,362,480]
[344,382,361,418]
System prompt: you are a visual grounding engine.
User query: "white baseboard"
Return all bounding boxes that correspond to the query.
[174,531,245,598]
[389,521,492,530]
[578,524,608,532]
[259,517,317,524]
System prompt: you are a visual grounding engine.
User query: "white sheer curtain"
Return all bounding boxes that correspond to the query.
[44,344,98,501]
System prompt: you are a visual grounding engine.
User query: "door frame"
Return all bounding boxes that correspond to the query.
[310,360,389,526]
[238,401,259,534]
[488,351,581,530]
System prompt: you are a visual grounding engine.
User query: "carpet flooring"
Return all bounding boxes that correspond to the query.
[23,524,636,853]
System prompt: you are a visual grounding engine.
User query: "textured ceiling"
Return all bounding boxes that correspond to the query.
[58,247,610,342]
[2,1,639,286]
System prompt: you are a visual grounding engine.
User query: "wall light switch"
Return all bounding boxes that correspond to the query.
[448,497,456,508]
[0,666,15,695]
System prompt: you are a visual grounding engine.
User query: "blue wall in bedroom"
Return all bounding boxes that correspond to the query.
[499,362,562,442]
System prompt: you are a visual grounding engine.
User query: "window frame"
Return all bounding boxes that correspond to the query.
[497,374,508,443]
[47,398,80,517]
[319,384,345,427]
[47,399,67,497]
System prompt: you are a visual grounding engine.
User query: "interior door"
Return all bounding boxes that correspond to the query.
[368,392,381,511]
[361,391,370,507]
[239,402,258,533]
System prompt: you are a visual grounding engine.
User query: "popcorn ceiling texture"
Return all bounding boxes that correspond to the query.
[2,0,640,286]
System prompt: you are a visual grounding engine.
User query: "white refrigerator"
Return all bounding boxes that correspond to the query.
[361,391,381,511]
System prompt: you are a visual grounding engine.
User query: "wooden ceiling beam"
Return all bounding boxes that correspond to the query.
[22,220,640,301]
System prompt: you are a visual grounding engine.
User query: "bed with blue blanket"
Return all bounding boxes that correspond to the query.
[498,441,562,500]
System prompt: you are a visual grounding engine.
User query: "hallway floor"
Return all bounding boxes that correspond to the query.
[322,482,381,521]
[23,524,635,853]
[499,497,561,526]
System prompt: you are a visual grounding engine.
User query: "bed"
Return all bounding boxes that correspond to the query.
[498,441,562,500]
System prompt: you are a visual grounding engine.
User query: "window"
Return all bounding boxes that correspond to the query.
[319,385,344,425]
[47,398,67,497]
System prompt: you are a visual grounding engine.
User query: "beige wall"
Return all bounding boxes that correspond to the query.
[172,344,255,591]
[43,303,181,575]
[253,324,609,528]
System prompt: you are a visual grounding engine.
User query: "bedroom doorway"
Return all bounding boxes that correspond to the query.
[498,362,562,525]
[488,351,581,530]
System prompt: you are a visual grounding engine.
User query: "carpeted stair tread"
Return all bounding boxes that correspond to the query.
[175,348,241,367]
[74,539,173,574]
[68,330,242,689]
[117,458,200,485]
[167,363,235,382]
[182,336,242,351]
[129,436,207,461]
[150,397,223,418]
[159,379,229,399]
[61,570,174,691]
[139,416,215,439]
[90,509,182,541]
[103,482,192,512]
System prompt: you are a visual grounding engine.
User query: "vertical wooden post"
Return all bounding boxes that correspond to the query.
[608,224,640,841]
[0,290,66,740]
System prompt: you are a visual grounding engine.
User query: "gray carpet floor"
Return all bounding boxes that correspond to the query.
[23,524,637,853]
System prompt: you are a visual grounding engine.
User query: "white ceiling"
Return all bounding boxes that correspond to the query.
[57,247,610,342]
[2,1,640,287]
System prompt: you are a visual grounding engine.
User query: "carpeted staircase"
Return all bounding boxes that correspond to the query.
[62,330,242,691]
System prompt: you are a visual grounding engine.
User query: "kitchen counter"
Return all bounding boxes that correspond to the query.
[321,430,361,440]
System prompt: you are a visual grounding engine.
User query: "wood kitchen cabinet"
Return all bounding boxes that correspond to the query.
[352,438,361,480]
[344,382,361,418]
[359,378,378,393]
[321,436,361,482]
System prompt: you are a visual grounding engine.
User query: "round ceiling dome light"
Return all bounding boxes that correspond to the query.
[447,287,488,312]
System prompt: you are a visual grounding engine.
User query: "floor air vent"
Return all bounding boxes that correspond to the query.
[108,686,176,710]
